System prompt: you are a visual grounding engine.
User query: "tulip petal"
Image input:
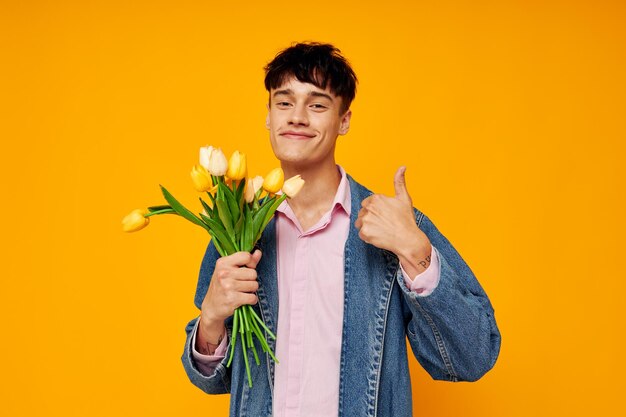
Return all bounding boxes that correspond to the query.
[122,209,150,232]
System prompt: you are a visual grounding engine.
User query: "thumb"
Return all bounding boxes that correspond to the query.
[245,249,263,269]
[394,166,412,204]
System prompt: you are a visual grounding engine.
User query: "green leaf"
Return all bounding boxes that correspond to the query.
[216,199,235,239]
[251,196,276,238]
[243,205,254,252]
[235,178,246,202]
[199,197,212,219]
[199,212,212,224]
[219,182,240,223]
[255,194,287,242]
[206,192,218,217]
[219,180,235,200]
[261,194,286,224]
[239,204,247,251]
[234,212,244,244]
[252,196,282,243]
[238,191,245,220]
[159,185,209,232]
[204,216,237,255]
[208,231,226,257]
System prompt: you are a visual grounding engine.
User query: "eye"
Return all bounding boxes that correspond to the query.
[310,103,327,109]
[276,101,292,108]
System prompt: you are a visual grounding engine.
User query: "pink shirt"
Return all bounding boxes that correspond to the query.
[192,166,440,416]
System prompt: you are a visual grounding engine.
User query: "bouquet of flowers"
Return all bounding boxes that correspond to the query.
[122,145,304,387]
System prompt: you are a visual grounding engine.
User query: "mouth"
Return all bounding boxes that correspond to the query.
[279,131,316,140]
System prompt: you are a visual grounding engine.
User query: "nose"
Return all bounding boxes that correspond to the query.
[288,103,309,126]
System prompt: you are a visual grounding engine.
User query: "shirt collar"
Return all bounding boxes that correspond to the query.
[276,164,351,216]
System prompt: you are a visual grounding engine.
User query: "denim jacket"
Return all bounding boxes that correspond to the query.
[182,174,501,417]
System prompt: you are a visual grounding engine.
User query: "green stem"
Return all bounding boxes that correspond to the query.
[216,176,223,200]
[248,306,279,364]
[249,315,269,353]
[249,333,260,366]
[240,316,252,387]
[253,317,279,364]
[248,306,277,340]
[144,209,176,217]
[226,308,239,368]
[242,304,251,334]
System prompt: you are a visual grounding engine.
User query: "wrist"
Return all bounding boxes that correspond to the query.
[199,313,226,344]
[393,228,427,260]
[396,237,432,277]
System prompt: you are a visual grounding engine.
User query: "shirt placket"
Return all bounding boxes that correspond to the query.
[285,232,308,414]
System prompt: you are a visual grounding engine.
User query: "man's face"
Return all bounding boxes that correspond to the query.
[265,76,351,168]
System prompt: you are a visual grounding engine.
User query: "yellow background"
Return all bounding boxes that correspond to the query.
[1,0,624,416]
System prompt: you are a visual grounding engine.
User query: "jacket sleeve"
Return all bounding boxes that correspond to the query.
[397,211,501,382]
[181,240,232,394]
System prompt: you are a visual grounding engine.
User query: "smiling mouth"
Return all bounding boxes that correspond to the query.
[280,131,315,140]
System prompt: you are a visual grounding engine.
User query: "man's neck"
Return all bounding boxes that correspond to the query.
[281,159,342,231]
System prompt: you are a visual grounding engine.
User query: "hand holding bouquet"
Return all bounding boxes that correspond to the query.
[122,146,304,387]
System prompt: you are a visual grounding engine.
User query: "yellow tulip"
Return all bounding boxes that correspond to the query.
[244,175,264,203]
[263,168,284,194]
[190,164,213,192]
[122,209,150,232]
[199,145,214,170]
[282,175,305,198]
[226,150,247,181]
[208,148,228,176]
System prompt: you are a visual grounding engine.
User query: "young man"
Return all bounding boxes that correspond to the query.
[182,42,501,417]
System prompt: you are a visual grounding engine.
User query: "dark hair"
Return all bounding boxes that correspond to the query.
[264,42,358,115]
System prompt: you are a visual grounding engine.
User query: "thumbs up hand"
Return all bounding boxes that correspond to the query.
[355,167,432,274]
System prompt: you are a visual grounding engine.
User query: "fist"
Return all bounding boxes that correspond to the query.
[200,250,262,326]
[355,166,426,255]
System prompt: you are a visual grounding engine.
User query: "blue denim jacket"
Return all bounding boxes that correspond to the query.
[182,174,501,417]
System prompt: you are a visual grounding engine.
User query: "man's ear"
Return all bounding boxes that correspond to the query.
[338,110,352,135]
[265,103,270,130]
